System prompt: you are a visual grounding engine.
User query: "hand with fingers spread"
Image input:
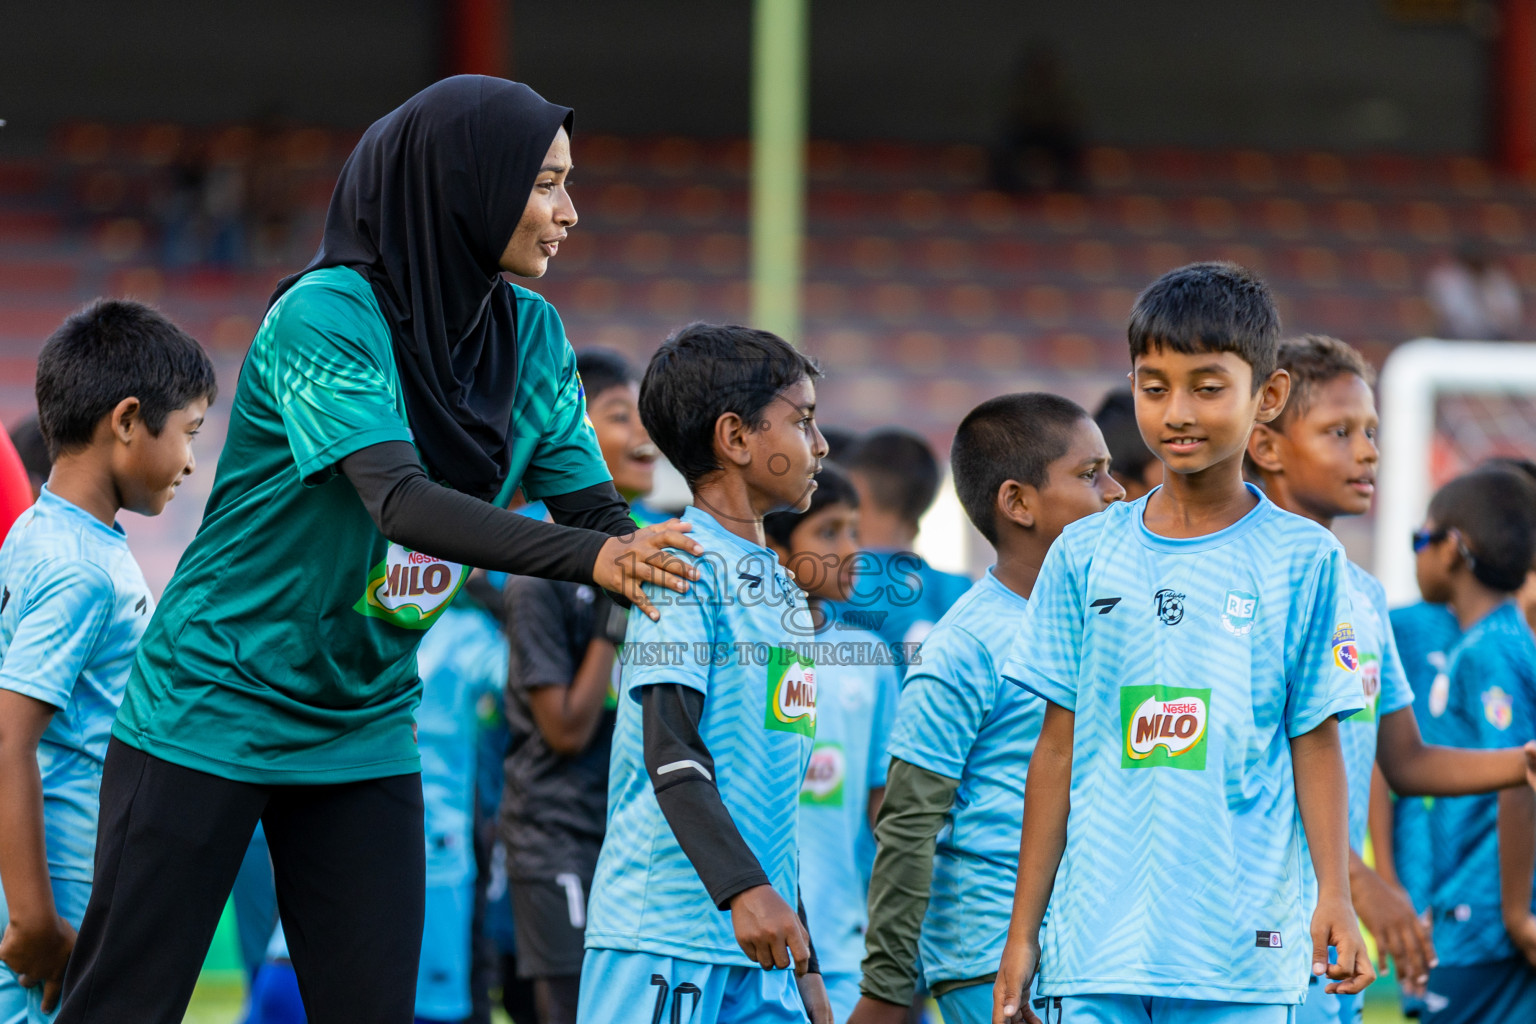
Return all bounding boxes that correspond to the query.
[728,884,809,973]
[1312,893,1376,995]
[591,519,703,621]
[0,914,76,1013]
[797,971,834,1024]
[992,934,1041,1024]
[1353,866,1435,997]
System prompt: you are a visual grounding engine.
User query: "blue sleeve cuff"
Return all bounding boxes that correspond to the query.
[1004,663,1077,712]
[1287,692,1368,739]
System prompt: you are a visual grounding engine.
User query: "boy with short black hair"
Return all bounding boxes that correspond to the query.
[762,463,901,1023]
[1408,469,1536,1023]
[838,429,970,655]
[0,299,215,1020]
[846,392,1123,1024]
[578,323,833,1024]
[995,262,1373,1024]
[1092,388,1161,501]
[1247,335,1536,1024]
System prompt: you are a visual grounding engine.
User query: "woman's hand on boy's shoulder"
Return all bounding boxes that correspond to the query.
[591,519,703,621]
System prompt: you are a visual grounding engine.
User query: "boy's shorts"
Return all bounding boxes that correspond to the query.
[1422,957,1536,1024]
[1037,994,1296,1024]
[576,947,809,1024]
[416,878,475,1022]
[935,980,995,1024]
[511,873,589,978]
[0,878,91,1024]
[819,970,859,1023]
[1297,978,1362,1024]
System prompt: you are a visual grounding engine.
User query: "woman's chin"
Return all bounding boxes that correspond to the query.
[498,255,548,278]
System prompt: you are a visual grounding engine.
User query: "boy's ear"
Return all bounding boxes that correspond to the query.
[996,479,1036,531]
[714,411,752,468]
[110,397,142,444]
[1253,368,1291,425]
[1247,423,1285,475]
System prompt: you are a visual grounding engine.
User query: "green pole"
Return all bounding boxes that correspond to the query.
[751,0,807,345]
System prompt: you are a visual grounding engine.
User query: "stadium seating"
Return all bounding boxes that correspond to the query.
[1,124,1533,435]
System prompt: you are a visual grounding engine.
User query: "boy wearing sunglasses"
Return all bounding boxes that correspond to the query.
[1246,336,1536,1024]
[1405,468,1536,1022]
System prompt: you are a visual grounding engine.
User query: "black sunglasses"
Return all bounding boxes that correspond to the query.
[1411,527,1447,554]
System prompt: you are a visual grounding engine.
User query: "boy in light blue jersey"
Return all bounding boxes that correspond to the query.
[762,464,901,1022]
[415,593,509,1022]
[1406,469,1536,1023]
[1381,599,1460,1019]
[995,263,1373,1024]
[833,430,971,659]
[0,300,214,1022]
[1246,336,1536,1024]
[846,394,1123,1024]
[245,589,509,1024]
[1387,600,1461,909]
[578,324,833,1024]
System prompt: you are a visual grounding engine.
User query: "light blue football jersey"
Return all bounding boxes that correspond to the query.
[585,506,817,966]
[1000,487,1364,1004]
[831,550,972,666]
[1337,563,1416,852]
[1424,602,1536,967]
[797,623,899,977]
[416,599,508,888]
[887,569,1039,987]
[1388,601,1460,913]
[0,487,153,882]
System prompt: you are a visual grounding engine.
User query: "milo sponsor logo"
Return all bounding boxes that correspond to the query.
[800,742,845,805]
[1346,653,1381,723]
[355,543,469,630]
[1121,685,1211,770]
[765,648,817,737]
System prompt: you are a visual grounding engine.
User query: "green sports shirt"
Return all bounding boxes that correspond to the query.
[113,267,611,783]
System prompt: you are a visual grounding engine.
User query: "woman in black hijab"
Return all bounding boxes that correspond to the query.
[55,77,700,1024]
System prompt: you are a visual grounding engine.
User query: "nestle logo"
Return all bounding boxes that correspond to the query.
[837,610,888,631]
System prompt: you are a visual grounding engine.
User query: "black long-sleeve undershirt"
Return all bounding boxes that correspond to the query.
[641,682,819,974]
[339,440,636,586]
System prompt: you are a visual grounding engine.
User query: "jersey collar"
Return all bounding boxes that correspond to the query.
[1133,482,1273,554]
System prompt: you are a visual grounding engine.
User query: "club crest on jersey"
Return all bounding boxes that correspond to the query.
[1483,686,1514,731]
[1331,623,1359,672]
[765,648,817,737]
[1153,588,1186,626]
[1221,590,1258,636]
[1120,685,1211,770]
[355,543,469,630]
[800,742,845,805]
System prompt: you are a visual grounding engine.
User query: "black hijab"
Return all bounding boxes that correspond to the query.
[271,75,573,501]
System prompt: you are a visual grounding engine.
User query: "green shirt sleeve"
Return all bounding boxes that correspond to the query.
[515,294,613,501]
[264,274,413,485]
[860,757,961,1006]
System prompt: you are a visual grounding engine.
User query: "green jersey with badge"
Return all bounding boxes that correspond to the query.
[114,267,610,783]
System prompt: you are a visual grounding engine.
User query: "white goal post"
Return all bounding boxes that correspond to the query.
[1376,339,1536,605]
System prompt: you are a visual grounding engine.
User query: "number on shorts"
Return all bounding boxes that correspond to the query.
[647,975,701,1024]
